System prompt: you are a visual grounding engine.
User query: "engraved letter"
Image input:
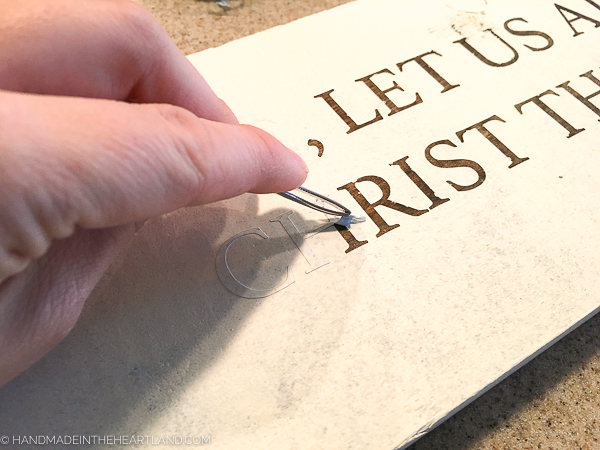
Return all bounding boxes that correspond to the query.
[456,115,529,168]
[515,90,585,138]
[270,211,329,273]
[332,223,368,254]
[390,156,450,209]
[424,139,486,191]
[338,176,428,238]
[216,228,295,299]
[554,4,600,36]
[314,89,383,134]
[397,50,460,93]
[454,29,519,67]
[355,68,422,116]
[503,18,554,51]
[557,70,600,119]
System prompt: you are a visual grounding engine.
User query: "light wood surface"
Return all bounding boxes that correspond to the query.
[137,1,600,448]
[0,1,597,449]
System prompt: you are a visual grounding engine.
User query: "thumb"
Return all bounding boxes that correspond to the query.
[0,90,308,280]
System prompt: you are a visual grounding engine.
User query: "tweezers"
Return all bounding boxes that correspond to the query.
[278,186,366,228]
[278,186,351,217]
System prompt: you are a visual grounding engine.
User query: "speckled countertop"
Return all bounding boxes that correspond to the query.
[135,0,600,448]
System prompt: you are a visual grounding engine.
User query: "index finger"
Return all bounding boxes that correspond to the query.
[0,0,236,123]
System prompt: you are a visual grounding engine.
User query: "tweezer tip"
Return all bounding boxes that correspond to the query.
[335,214,366,228]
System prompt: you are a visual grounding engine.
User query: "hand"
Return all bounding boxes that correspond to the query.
[0,0,308,387]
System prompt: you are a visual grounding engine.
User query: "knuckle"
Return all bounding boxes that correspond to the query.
[240,124,279,165]
[113,0,165,42]
[96,0,165,58]
[153,103,198,126]
[150,104,208,199]
[111,0,154,23]
[0,235,48,283]
[0,249,29,283]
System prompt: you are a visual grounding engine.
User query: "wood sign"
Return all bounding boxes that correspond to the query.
[1,0,600,448]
